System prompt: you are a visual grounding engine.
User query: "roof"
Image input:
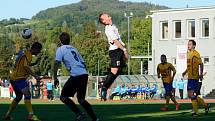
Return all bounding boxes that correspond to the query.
[151,6,215,13]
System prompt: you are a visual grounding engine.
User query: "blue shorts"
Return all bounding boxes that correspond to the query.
[163,83,173,92]
[187,79,199,91]
[11,80,29,94]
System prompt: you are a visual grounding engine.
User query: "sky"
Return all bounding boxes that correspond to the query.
[0,0,215,20]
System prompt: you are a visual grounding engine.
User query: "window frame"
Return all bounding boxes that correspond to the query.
[160,21,169,40]
[187,19,196,39]
[200,18,209,38]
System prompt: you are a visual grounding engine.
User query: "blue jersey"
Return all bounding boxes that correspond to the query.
[112,86,121,93]
[55,45,87,76]
[178,80,185,90]
[46,82,53,91]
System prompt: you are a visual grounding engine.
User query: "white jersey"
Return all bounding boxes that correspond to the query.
[55,45,87,77]
[105,24,125,51]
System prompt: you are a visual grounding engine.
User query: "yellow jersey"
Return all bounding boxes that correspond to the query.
[157,62,176,83]
[10,50,32,81]
[187,50,202,80]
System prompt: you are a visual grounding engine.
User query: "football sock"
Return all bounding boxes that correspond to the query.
[103,72,118,89]
[165,96,170,107]
[197,97,207,108]
[6,100,18,115]
[79,100,97,120]
[61,97,81,115]
[191,99,199,114]
[170,96,178,105]
[24,100,33,115]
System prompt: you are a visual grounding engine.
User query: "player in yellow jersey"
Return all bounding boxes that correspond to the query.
[157,54,180,111]
[182,40,210,117]
[3,42,42,121]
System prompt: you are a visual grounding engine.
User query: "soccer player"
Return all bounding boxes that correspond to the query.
[3,42,42,121]
[99,13,129,101]
[182,40,210,117]
[157,54,180,111]
[53,32,99,121]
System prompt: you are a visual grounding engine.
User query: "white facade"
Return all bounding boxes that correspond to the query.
[150,6,215,96]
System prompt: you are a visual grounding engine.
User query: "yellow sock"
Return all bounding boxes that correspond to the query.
[191,100,198,114]
[171,96,178,105]
[6,100,18,115]
[197,97,207,108]
[24,100,33,115]
[165,96,170,107]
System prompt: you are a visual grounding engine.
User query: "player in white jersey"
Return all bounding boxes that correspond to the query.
[99,13,129,101]
[53,32,99,121]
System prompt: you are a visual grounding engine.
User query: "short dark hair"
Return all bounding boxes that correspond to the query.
[59,32,70,45]
[189,39,196,46]
[31,42,42,50]
[161,54,166,58]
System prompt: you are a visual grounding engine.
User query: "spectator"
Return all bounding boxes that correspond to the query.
[46,80,54,101]
[9,84,14,100]
[150,84,157,99]
[160,86,165,99]
[141,85,147,99]
[145,84,151,99]
[110,85,121,100]
[130,85,138,99]
[119,84,127,99]
[126,85,131,98]
[136,85,142,99]
[178,78,185,99]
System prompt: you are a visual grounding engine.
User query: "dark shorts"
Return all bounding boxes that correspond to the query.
[10,80,29,96]
[109,48,125,68]
[187,79,199,91]
[197,82,202,95]
[163,83,173,92]
[61,74,88,99]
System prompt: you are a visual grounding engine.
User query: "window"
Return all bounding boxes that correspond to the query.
[202,57,209,65]
[187,20,195,38]
[201,18,209,37]
[160,21,168,40]
[174,21,181,39]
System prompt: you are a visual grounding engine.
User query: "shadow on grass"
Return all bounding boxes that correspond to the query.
[0,103,214,121]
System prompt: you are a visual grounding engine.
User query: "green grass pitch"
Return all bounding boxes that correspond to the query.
[0,99,214,121]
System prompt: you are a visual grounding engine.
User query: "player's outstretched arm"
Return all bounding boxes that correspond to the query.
[182,69,187,77]
[53,60,61,88]
[157,66,161,78]
[24,66,41,81]
[199,63,204,81]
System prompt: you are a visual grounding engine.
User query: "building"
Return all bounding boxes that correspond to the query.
[150,6,215,96]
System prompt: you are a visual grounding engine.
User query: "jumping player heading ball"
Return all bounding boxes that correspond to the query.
[99,13,129,101]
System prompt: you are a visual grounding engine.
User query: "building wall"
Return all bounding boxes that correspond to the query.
[151,7,215,95]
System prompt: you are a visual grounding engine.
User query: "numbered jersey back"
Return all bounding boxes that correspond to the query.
[55,45,87,77]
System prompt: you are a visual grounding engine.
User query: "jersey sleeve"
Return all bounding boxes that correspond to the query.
[157,65,160,75]
[105,26,119,43]
[194,51,203,65]
[23,52,32,67]
[55,48,63,62]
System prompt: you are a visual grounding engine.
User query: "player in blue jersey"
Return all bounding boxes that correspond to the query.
[53,32,99,121]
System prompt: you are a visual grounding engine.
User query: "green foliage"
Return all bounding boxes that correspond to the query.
[0,32,15,79]
[0,0,166,78]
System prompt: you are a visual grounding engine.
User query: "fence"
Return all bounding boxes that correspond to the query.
[0,75,194,99]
